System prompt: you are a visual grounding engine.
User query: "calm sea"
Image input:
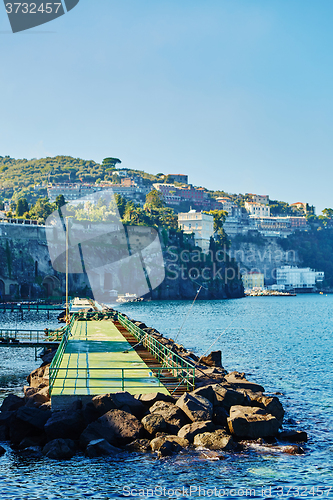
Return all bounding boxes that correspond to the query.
[0,295,332,500]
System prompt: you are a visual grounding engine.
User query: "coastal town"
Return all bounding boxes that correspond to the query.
[0,157,328,299]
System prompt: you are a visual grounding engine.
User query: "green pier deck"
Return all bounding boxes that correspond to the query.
[50,319,170,409]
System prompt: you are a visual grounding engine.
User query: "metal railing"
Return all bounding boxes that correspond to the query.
[49,366,169,393]
[49,315,76,391]
[48,311,196,395]
[0,328,63,344]
[118,314,196,391]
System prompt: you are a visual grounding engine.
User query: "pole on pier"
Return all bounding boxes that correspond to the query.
[65,217,69,324]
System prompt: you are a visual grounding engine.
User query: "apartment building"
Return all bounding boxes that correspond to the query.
[245,202,270,217]
[276,266,324,291]
[178,210,214,252]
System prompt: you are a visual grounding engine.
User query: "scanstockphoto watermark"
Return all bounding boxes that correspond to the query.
[3,0,80,33]
[123,485,257,498]
[123,485,333,498]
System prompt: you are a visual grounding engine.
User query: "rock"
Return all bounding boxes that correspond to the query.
[91,392,146,419]
[212,407,229,428]
[82,409,143,447]
[0,410,15,427]
[0,425,8,441]
[149,402,189,434]
[86,439,121,458]
[91,394,117,416]
[282,445,305,455]
[200,351,223,368]
[257,396,284,424]
[178,421,216,442]
[24,387,50,407]
[191,386,216,405]
[176,393,213,422]
[193,429,235,451]
[27,365,49,388]
[0,394,25,412]
[16,406,51,430]
[80,421,115,448]
[0,445,5,456]
[125,439,151,452]
[18,435,46,449]
[24,386,38,399]
[212,385,250,410]
[227,406,280,439]
[279,430,308,443]
[150,435,189,453]
[16,446,43,458]
[111,392,146,419]
[82,402,100,425]
[141,413,166,436]
[138,393,176,408]
[42,438,76,459]
[45,410,85,441]
[225,372,265,393]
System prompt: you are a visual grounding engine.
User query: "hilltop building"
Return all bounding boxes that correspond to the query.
[178,210,214,252]
[246,194,269,205]
[245,202,270,217]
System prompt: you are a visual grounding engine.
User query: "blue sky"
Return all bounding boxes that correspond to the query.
[0,1,332,213]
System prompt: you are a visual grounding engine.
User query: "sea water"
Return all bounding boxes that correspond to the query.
[0,295,332,500]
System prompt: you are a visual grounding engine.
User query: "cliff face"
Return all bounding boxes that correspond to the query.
[0,224,244,301]
[229,238,300,285]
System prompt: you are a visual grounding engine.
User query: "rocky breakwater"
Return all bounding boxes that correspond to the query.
[0,320,307,460]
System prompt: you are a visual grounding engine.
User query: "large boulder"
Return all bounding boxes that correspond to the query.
[150,435,189,453]
[200,351,223,368]
[16,407,51,430]
[42,438,76,459]
[24,386,50,407]
[193,429,235,451]
[141,413,167,436]
[227,406,280,439]
[149,402,189,434]
[212,406,229,428]
[44,410,85,441]
[249,395,284,424]
[278,430,308,443]
[9,407,50,445]
[138,393,176,408]
[176,393,213,422]
[27,365,49,388]
[125,439,151,452]
[224,372,265,393]
[86,439,121,458]
[81,409,143,448]
[178,421,216,442]
[190,386,216,405]
[91,392,146,419]
[212,385,250,410]
[0,394,25,412]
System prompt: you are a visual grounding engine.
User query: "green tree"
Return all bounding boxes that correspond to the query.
[114,193,126,219]
[16,198,29,217]
[29,197,55,222]
[55,194,66,209]
[323,208,333,219]
[102,157,121,168]
[145,189,164,209]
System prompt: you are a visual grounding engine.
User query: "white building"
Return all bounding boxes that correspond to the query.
[276,266,324,290]
[249,194,269,205]
[245,202,270,217]
[178,210,214,252]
